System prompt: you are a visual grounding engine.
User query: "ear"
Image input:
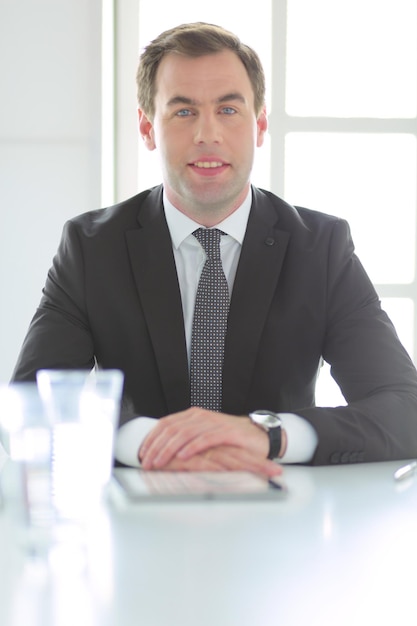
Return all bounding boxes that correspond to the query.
[138,109,156,151]
[256,106,268,148]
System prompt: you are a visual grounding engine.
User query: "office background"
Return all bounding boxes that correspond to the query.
[1,0,416,405]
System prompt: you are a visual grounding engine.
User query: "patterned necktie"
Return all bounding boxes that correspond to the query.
[190,228,230,411]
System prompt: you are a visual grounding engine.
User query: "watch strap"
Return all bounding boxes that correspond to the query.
[267,425,282,460]
[249,410,282,460]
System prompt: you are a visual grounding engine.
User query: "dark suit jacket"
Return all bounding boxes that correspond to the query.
[12,185,417,464]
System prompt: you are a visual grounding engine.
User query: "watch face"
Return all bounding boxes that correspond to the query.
[251,411,281,429]
[263,414,281,428]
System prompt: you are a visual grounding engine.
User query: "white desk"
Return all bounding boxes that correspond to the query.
[1,461,417,626]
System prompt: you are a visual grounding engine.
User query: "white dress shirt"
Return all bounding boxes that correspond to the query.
[115,190,318,467]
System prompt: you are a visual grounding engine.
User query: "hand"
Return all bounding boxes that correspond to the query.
[139,407,270,470]
[156,445,282,478]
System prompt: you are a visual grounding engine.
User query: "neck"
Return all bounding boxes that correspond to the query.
[182,206,238,228]
[164,185,251,227]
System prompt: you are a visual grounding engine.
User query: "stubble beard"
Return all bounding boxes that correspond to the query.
[173,171,251,224]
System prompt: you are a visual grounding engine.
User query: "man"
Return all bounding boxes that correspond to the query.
[12,22,417,473]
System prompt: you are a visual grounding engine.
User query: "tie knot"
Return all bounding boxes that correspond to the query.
[193,228,224,259]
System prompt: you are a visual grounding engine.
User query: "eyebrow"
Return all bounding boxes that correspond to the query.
[166,92,247,107]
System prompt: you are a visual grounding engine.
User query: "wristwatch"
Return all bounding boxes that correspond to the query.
[249,410,282,460]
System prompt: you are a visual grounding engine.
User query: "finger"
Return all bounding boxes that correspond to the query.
[139,409,195,456]
[209,447,282,477]
[140,419,206,466]
[139,407,211,459]
[140,410,224,469]
[176,419,268,461]
[175,426,240,460]
[159,452,226,472]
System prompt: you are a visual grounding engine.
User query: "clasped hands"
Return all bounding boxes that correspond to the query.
[139,407,282,478]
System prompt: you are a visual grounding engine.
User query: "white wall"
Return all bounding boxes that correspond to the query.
[0,0,102,381]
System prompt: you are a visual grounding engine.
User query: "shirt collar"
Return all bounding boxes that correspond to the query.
[163,188,252,250]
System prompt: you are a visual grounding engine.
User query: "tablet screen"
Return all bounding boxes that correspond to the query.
[113,468,287,502]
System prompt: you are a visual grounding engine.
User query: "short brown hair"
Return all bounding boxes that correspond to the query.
[136,22,266,119]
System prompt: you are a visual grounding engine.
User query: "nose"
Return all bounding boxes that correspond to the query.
[193,112,222,145]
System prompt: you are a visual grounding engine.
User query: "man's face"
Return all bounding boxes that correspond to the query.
[139,50,267,224]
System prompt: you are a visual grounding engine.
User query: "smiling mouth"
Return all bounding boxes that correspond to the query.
[192,161,225,169]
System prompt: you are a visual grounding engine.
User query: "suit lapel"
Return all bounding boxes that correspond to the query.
[126,187,190,413]
[125,186,290,416]
[222,188,290,414]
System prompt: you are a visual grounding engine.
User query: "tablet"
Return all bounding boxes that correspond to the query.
[113,468,287,502]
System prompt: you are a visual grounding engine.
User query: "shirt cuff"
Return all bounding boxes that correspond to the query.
[278,413,318,463]
[114,417,157,467]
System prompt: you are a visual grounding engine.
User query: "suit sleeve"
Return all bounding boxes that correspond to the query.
[297,218,417,465]
[12,220,95,381]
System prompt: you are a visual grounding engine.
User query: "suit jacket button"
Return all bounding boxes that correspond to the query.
[265,237,275,246]
[330,452,340,464]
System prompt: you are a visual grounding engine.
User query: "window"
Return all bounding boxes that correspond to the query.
[106,0,417,404]
[279,0,417,402]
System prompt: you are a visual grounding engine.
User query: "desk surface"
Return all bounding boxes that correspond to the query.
[1,460,417,626]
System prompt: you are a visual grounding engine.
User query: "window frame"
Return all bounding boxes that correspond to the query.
[106,0,417,364]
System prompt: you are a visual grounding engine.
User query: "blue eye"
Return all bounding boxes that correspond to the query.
[221,107,237,115]
[176,109,192,117]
